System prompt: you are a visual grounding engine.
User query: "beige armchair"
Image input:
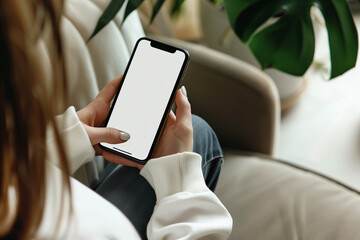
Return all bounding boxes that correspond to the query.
[62,1,360,239]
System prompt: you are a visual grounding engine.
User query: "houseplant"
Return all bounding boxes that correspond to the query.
[90,0,358,82]
[198,0,325,107]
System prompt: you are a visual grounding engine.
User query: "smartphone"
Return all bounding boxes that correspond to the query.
[99,37,189,164]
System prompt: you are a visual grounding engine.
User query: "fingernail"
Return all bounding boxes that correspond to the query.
[120,131,130,141]
[180,86,187,97]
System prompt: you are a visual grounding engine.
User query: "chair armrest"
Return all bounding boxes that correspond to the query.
[153,37,280,155]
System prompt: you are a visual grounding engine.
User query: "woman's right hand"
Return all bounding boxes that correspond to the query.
[151,86,193,159]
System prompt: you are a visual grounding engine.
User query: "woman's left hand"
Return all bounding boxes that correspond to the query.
[77,76,130,155]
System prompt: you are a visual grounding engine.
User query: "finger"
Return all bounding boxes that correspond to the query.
[84,125,130,145]
[96,75,123,103]
[94,144,104,155]
[169,110,176,119]
[166,110,176,126]
[175,86,192,128]
[103,151,144,170]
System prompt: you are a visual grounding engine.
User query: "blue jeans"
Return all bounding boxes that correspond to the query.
[95,115,223,239]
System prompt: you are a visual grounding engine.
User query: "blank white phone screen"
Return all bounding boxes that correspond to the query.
[101,39,186,160]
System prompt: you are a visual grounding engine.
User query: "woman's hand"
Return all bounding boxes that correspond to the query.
[152,86,193,158]
[77,76,130,155]
[102,86,193,170]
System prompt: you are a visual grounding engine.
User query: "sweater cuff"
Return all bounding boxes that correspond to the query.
[47,106,95,174]
[140,152,209,202]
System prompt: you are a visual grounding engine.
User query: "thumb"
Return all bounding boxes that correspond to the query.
[83,125,130,145]
[175,86,192,128]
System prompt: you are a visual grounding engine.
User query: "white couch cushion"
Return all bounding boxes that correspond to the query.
[216,151,360,240]
[62,0,145,109]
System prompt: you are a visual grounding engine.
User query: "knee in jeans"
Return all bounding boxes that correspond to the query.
[192,115,215,136]
[192,115,223,161]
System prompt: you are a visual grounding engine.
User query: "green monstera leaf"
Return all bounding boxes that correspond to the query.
[223,0,358,78]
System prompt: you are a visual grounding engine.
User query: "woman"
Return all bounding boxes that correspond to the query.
[0,0,232,239]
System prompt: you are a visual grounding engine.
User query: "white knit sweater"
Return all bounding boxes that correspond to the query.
[33,106,232,239]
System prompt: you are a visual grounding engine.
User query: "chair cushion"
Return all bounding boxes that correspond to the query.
[62,0,145,109]
[216,151,360,240]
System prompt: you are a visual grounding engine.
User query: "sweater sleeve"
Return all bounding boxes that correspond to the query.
[46,106,95,174]
[140,152,233,240]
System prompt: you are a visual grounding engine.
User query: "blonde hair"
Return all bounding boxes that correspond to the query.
[0,0,71,239]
